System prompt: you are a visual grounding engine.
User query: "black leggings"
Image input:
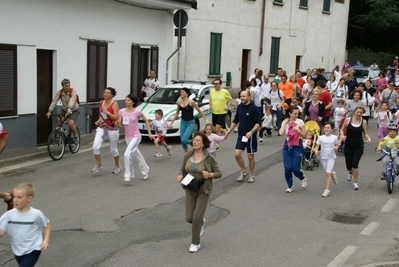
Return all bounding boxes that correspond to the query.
[15,250,41,267]
[344,145,364,171]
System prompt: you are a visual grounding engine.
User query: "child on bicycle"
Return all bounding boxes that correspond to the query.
[150,109,171,157]
[377,123,399,180]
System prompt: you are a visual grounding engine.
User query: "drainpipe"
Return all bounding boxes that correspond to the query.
[259,0,266,56]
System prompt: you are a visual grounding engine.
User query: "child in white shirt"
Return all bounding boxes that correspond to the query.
[334,99,346,135]
[150,109,171,157]
[259,106,273,142]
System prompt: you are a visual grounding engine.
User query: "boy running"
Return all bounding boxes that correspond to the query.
[150,109,171,157]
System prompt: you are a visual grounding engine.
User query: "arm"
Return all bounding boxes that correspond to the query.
[314,144,320,156]
[362,120,371,145]
[41,223,51,250]
[141,114,154,140]
[192,100,209,122]
[340,118,349,142]
[202,155,222,180]
[0,135,8,154]
[226,98,232,111]
[279,118,289,136]
[177,154,189,182]
[46,90,62,118]
[168,104,180,128]
[250,90,255,101]
[109,102,120,122]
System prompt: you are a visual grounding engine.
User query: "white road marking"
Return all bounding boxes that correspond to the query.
[327,245,358,267]
[360,222,380,236]
[381,198,399,212]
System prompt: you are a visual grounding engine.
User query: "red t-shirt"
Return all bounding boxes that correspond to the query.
[319,91,332,117]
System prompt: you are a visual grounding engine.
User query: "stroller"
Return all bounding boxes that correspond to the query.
[302,121,320,170]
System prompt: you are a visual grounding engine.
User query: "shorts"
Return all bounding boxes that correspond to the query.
[378,126,388,139]
[156,135,165,142]
[60,109,80,121]
[234,134,257,154]
[212,113,226,128]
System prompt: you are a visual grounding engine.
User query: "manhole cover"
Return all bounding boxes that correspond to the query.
[328,213,367,224]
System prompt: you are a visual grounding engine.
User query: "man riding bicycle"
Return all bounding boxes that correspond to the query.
[46,79,80,144]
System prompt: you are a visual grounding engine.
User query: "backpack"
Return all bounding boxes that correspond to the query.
[269,89,282,100]
[60,88,80,104]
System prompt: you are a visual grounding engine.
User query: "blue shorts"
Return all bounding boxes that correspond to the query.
[234,134,257,154]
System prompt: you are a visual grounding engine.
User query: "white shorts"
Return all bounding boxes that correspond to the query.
[320,158,336,173]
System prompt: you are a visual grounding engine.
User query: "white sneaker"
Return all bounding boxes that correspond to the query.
[286,186,294,193]
[189,243,201,253]
[112,163,122,174]
[143,170,149,180]
[234,128,238,132]
[166,146,172,155]
[321,189,330,197]
[154,152,162,157]
[353,182,359,190]
[301,177,307,188]
[259,138,263,143]
[247,175,255,183]
[200,218,206,236]
[124,177,131,182]
[347,172,353,181]
[91,163,103,173]
[237,172,248,182]
[332,171,338,185]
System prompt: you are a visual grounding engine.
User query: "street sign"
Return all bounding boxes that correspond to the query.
[174,28,186,36]
[173,9,188,28]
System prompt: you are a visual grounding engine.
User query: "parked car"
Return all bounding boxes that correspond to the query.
[351,66,381,83]
[137,80,232,138]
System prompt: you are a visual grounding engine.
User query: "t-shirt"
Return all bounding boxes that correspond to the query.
[152,119,168,136]
[284,119,304,138]
[380,136,399,149]
[319,90,333,117]
[268,89,284,105]
[210,88,232,115]
[0,207,49,256]
[316,134,339,159]
[119,109,142,138]
[334,107,346,122]
[380,89,399,110]
[250,86,261,107]
[278,81,294,99]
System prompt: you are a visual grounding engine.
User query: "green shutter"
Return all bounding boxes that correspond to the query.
[270,37,280,74]
[209,32,222,75]
[323,0,331,11]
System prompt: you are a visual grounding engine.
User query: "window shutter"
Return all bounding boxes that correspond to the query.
[150,46,159,76]
[270,37,280,74]
[0,44,17,116]
[87,41,108,102]
[209,32,222,75]
[131,44,141,95]
[323,0,331,11]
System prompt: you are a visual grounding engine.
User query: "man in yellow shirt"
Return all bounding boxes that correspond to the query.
[209,79,232,149]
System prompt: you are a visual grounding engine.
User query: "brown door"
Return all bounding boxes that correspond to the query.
[241,50,249,90]
[36,49,53,146]
[295,56,301,71]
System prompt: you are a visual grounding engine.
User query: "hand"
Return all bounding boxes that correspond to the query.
[318,116,322,121]
[41,240,49,250]
[46,111,51,119]
[148,134,155,140]
[95,121,100,126]
[202,171,212,179]
[245,131,253,139]
[366,138,371,145]
[315,151,319,156]
[168,123,173,128]
[177,175,183,183]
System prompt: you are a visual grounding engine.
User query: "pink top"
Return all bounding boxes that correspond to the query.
[119,109,142,138]
[287,122,301,147]
[206,133,225,153]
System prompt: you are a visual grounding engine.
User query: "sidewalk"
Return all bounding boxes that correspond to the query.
[0,133,98,169]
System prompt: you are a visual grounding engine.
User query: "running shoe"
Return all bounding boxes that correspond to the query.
[381,172,386,180]
[154,152,162,157]
[166,146,172,155]
[91,163,103,173]
[143,171,149,180]
[189,243,201,253]
[259,138,263,143]
[347,172,353,181]
[247,175,255,183]
[353,183,359,190]
[332,171,338,185]
[321,189,330,197]
[74,137,80,145]
[112,164,122,174]
[286,187,294,193]
[301,177,307,188]
[237,172,248,182]
[124,177,131,182]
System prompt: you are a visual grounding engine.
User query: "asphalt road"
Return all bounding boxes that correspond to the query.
[1,118,399,267]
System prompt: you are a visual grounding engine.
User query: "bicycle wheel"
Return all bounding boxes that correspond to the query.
[387,169,393,194]
[47,131,65,160]
[68,127,80,154]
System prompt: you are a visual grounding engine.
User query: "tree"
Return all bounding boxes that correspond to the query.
[347,0,399,54]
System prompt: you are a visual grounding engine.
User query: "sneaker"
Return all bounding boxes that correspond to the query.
[4,191,14,211]
[154,152,162,157]
[237,172,248,182]
[166,146,172,155]
[332,171,338,185]
[143,170,149,180]
[124,177,131,182]
[301,177,307,188]
[200,218,206,236]
[347,172,353,181]
[74,137,80,145]
[112,163,122,174]
[189,243,201,253]
[353,183,359,190]
[247,175,255,183]
[215,144,220,151]
[91,163,103,173]
[234,128,238,132]
[381,172,386,180]
[259,138,263,143]
[321,189,330,197]
[286,186,294,193]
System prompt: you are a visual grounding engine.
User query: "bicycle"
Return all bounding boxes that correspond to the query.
[381,148,397,194]
[47,115,80,160]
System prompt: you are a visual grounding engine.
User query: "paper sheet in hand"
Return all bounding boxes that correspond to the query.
[181,173,194,186]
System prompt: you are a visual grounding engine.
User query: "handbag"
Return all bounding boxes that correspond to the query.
[183,178,204,191]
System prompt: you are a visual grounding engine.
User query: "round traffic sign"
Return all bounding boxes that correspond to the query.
[173,9,188,28]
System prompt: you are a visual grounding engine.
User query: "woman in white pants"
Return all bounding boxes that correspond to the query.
[117,94,154,181]
[92,87,122,173]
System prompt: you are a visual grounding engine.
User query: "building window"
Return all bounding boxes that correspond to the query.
[323,0,331,12]
[0,44,17,116]
[130,44,159,97]
[270,37,280,75]
[87,41,108,102]
[209,32,222,76]
[335,0,344,3]
[299,0,308,7]
[273,0,283,4]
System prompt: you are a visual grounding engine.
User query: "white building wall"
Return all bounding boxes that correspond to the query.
[179,0,349,88]
[0,0,177,115]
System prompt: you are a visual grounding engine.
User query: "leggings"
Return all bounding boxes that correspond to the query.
[344,145,364,171]
[124,137,149,179]
[180,120,195,150]
[15,250,41,267]
[92,127,119,157]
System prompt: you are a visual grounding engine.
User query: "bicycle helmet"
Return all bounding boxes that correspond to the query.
[388,123,398,131]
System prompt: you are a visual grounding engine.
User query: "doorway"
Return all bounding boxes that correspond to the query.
[295,56,302,71]
[36,49,53,146]
[241,49,250,90]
